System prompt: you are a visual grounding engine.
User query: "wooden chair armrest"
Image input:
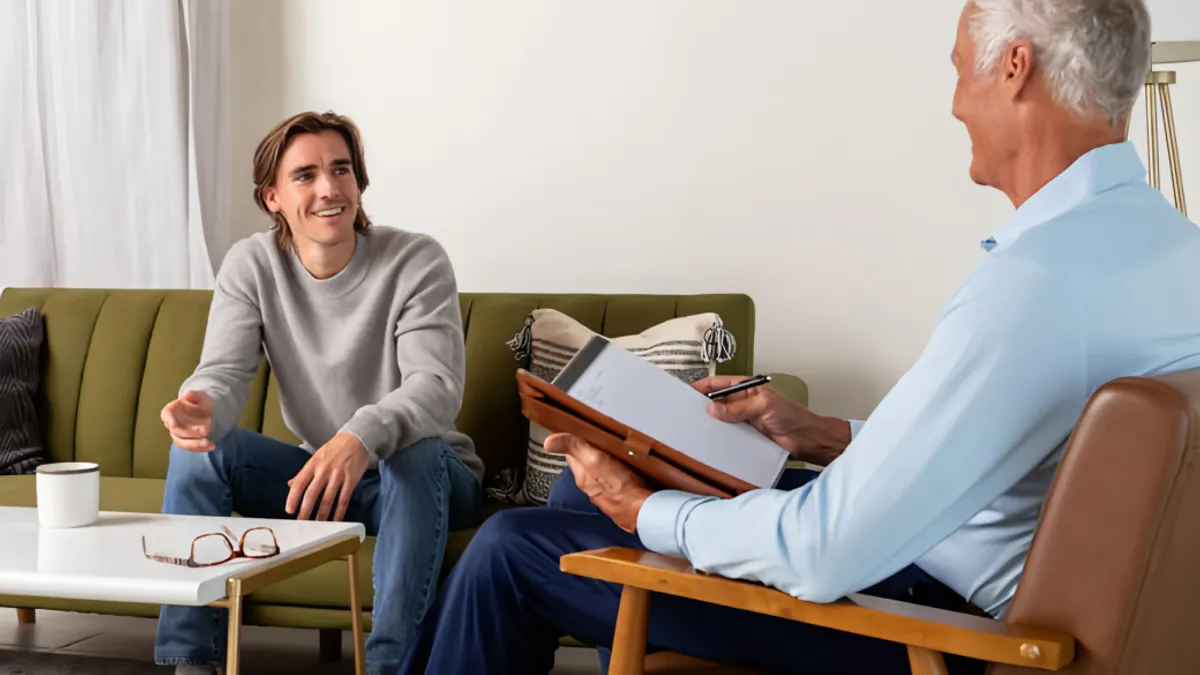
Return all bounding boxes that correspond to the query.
[560,547,1074,671]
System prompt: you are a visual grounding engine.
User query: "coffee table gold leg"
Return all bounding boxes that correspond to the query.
[347,552,367,675]
[226,578,244,675]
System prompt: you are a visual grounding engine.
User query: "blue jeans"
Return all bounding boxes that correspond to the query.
[398,468,986,675]
[153,429,482,674]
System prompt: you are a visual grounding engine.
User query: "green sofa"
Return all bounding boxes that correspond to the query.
[0,287,807,639]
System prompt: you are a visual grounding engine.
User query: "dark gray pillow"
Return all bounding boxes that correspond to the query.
[0,307,46,474]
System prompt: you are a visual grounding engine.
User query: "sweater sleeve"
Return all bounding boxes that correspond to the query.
[338,237,466,462]
[178,242,265,442]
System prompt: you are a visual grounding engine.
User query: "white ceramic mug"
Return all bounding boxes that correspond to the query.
[35,462,100,529]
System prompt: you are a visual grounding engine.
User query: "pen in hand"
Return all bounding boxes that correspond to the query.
[706,374,772,399]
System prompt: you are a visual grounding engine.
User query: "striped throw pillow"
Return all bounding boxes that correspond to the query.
[500,308,736,505]
[0,308,46,475]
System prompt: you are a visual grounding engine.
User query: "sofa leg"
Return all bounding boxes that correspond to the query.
[16,608,35,625]
[319,628,342,662]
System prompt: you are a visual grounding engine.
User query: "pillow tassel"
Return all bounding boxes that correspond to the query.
[702,319,737,364]
[507,314,534,361]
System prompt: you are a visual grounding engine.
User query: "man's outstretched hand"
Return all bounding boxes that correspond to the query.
[160,390,215,452]
[286,432,369,522]
[544,433,653,533]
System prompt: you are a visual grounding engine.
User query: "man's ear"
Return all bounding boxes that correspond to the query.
[262,186,281,213]
[1001,39,1035,100]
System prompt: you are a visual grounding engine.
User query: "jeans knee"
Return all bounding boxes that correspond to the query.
[167,443,213,476]
[167,428,253,476]
[173,425,252,453]
[212,427,257,454]
[380,437,450,479]
[163,441,233,515]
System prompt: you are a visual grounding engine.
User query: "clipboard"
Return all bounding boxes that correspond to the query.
[516,337,788,499]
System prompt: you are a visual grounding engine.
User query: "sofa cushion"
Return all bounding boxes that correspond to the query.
[501,308,736,505]
[0,475,166,512]
[0,308,47,475]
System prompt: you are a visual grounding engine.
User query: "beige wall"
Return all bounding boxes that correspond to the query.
[229,0,1199,421]
[229,0,285,248]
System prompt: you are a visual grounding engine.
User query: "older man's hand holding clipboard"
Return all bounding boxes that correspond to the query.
[515,336,848,529]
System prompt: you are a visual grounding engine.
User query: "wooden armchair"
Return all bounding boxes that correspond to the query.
[561,369,1200,674]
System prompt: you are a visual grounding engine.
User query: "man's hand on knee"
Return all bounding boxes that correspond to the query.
[286,432,369,522]
[161,390,215,452]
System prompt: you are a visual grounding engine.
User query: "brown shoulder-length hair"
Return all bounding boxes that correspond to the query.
[252,111,372,250]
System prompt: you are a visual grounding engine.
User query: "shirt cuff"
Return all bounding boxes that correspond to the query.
[848,418,866,440]
[636,490,711,559]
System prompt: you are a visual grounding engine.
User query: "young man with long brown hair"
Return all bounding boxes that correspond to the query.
[154,111,483,675]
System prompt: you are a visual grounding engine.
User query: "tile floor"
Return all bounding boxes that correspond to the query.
[0,608,602,674]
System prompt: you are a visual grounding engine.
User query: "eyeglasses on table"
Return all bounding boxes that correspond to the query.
[141,525,280,568]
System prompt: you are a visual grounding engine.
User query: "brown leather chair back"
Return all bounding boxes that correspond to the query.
[990,369,1200,675]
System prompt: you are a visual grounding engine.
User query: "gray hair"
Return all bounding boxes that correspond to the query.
[969,0,1151,124]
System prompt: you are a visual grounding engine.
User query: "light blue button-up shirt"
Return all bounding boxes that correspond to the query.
[636,141,1200,617]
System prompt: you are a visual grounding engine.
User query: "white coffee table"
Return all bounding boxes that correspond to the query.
[0,507,367,675]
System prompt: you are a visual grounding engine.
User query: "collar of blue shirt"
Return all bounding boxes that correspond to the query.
[980,140,1147,253]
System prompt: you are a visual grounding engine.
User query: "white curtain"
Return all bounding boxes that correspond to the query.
[0,0,230,290]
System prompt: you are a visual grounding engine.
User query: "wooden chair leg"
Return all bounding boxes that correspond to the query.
[907,645,949,675]
[16,608,35,625]
[319,628,342,662]
[609,586,651,675]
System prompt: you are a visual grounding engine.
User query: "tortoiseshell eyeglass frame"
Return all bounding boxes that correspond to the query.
[141,525,281,568]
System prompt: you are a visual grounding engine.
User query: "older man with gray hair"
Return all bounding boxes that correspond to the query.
[400,1,1200,673]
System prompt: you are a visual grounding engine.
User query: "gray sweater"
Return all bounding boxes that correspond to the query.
[181,226,482,482]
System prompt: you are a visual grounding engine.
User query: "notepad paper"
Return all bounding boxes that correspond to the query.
[555,337,789,490]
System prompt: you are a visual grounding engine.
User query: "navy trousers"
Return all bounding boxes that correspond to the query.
[399,468,988,675]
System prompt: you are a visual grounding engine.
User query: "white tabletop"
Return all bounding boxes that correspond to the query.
[0,507,364,606]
